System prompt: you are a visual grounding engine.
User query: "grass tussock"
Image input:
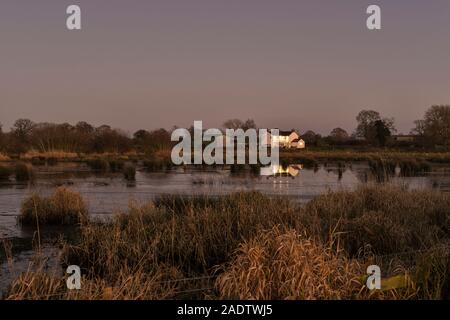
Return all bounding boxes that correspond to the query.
[143,148,174,171]
[123,164,136,180]
[215,226,366,299]
[15,162,35,181]
[86,158,110,172]
[0,165,11,180]
[19,187,88,226]
[108,159,125,172]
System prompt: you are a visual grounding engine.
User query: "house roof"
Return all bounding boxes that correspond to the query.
[268,129,299,137]
[277,130,297,136]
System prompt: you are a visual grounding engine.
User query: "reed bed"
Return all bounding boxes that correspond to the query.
[4,186,450,300]
[215,226,365,299]
[22,150,78,160]
[66,192,297,278]
[298,185,450,257]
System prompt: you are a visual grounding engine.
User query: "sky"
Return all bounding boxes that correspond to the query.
[1,0,449,135]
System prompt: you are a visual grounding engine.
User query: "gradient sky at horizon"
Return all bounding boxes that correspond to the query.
[1,0,449,135]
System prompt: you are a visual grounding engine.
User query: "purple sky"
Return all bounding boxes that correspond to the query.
[1,0,449,135]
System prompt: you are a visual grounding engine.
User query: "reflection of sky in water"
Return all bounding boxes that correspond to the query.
[0,162,450,239]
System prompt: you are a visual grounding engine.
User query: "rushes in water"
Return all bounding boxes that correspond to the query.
[0,165,11,180]
[123,163,136,180]
[19,187,88,226]
[15,162,35,181]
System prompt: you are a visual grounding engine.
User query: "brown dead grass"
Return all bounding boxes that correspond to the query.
[4,186,450,300]
[215,226,364,299]
[22,150,78,160]
[0,152,10,161]
[19,187,88,226]
[5,265,182,300]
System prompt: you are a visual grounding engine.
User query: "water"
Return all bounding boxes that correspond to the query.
[0,161,449,296]
[1,161,450,239]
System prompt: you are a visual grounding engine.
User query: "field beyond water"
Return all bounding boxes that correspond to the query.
[280,149,450,163]
[2,148,450,164]
[2,185,449,300]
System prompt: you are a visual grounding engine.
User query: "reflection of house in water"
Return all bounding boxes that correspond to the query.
[260,164,303,178]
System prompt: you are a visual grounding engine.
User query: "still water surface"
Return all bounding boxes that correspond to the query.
[1,161,450,239]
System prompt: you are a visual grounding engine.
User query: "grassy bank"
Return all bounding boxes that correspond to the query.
[4,186,450,300]
[0,152,11,161]
[281,150,450,164]
[3,149,450,167]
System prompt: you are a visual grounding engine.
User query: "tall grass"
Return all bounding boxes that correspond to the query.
[0,152,11,161]
[19,187,88,226]
[298,185,450,257]
[123,164,136,180]
[66,192,297,278]
[22,150,78,160]
[215,226,365,299]
[5,266,182,300]
[5,186,450,300]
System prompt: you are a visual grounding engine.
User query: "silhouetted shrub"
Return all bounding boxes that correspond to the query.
[123,164,136,181]
[31,157,45,166]
[108,159,125,172]
[15,162,35,181]
[0,165,11,180]
[87,159,110,172]
[47,157,58,166]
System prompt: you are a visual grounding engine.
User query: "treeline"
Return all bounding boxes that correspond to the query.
[0,120,172,156]
[299,105,450,150]
[0,105,448,155]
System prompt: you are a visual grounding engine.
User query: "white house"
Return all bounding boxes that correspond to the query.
[267,130,305,149]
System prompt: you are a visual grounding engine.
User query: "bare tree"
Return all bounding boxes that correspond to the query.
[413,105,450,147]
[355,110,396,145]
[329,128,349,142]
[223,119,257,130]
